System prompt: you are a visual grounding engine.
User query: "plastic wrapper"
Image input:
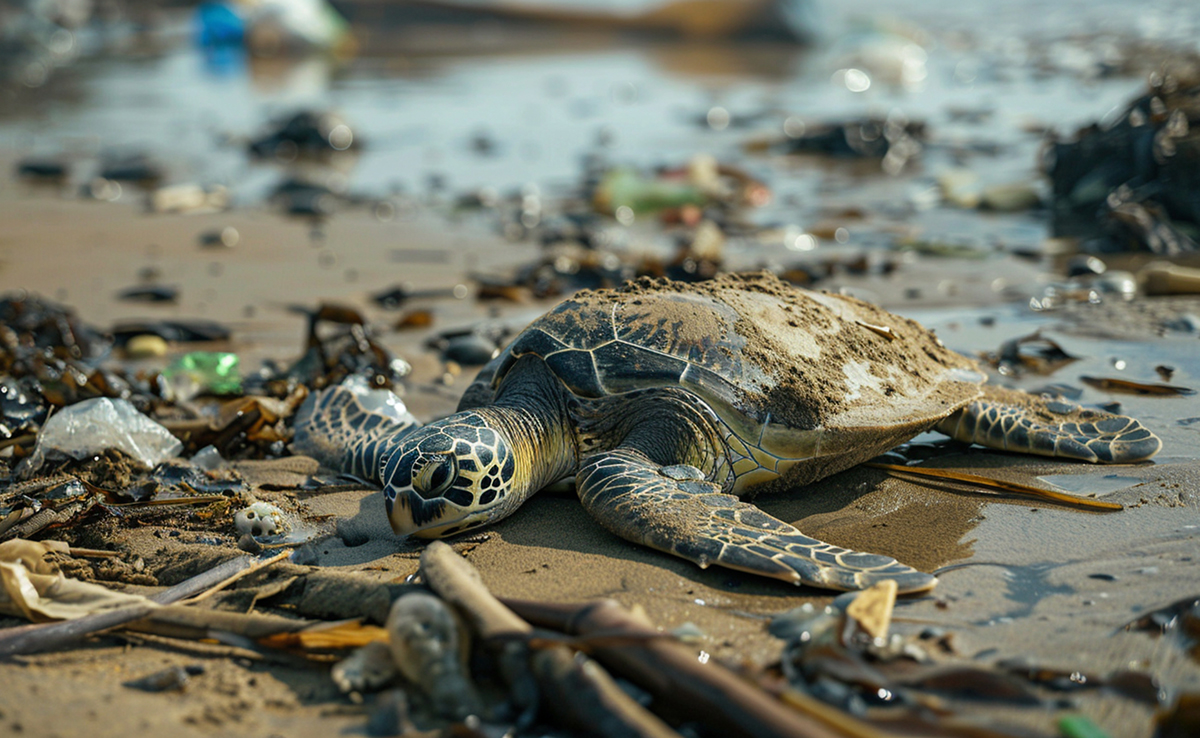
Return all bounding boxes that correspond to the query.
[22,397,183,475]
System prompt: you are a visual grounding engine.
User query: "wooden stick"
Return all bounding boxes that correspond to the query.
[125,605,307,641]
[420,541,682,737]
[531,645,685,738]
[419,541,528,637]
[176,549,293,605]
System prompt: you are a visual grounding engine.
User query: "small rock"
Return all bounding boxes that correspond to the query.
[1164,313,1200,333]
[237,533,263,553]
[980,182,1041,212]
[124,666,191,692]
[1065,255,1107,278]
[441,334,498,366]
[125,334,168,359]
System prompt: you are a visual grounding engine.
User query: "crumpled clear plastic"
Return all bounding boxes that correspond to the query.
[21,397,183,476]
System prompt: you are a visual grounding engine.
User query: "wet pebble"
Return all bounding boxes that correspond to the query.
[441,334,498,366]
[1164,314,1200,333]
[332,641,397,694]
[123,665,202,692]
[1065,255,1107,278]
[198,226,239,248]
[17,158,69,181]
[1095,270,1137,300]
[237,533,263,554]
[117,285,179,303]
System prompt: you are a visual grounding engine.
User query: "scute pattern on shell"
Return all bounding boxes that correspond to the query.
[494,272,983,436]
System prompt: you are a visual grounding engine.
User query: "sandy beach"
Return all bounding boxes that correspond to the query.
[3,2,1200,736]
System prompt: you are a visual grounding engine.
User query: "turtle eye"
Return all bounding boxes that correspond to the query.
[413,454,458,500]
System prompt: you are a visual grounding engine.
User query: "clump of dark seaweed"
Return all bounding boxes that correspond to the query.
[1047,58,1200,254]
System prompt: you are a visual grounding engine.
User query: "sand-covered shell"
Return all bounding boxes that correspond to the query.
[479,271,986,490]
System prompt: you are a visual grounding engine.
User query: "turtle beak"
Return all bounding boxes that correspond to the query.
[385,485,476,538]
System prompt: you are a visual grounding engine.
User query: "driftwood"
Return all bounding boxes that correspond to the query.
[419,541,684,738]
[504,597,852,738]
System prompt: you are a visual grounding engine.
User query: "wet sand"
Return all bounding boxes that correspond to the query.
[2,182,1200,737]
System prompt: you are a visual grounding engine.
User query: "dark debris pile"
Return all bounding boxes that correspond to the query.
[0,289,407,553]
[1048,58,1200,255]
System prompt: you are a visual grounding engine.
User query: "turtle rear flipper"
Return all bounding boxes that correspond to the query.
[576,448,937,594]
[935,384,1161,463]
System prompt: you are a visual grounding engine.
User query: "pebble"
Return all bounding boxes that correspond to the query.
[980,182,1041,212]
[441,334,498,366]
[125,334,169,359]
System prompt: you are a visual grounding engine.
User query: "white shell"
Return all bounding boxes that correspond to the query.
[234,502,291,538]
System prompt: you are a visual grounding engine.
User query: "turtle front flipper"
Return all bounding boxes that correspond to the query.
[575,449,937,593]
[935,384,1161,463]
[293,385,421,483]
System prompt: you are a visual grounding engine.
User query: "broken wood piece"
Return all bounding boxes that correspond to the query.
[125,604,308,641]
[420,541,682,735]
[419,540,529,639]
[532,645,684,738]
[1079,376,1196,397]
[845,580,897,641]
[419,540,537,722]
[1140,260,1200,295]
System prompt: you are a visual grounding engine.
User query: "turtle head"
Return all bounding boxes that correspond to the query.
[381,411,517,538]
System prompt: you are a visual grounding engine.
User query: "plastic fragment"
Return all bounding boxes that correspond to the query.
[1058,714,1111,738]
[22,397,183,475]
[191,445,225,470]
[164,351,242,398]
[845,579,897,640]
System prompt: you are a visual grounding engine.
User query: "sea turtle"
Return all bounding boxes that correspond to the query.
[294,272,1161,593]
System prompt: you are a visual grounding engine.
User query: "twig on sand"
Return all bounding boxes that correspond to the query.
[176,548,293,605]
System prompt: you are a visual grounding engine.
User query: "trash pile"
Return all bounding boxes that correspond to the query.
[0,289,411,552]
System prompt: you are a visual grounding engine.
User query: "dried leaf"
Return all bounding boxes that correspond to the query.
[866,463,1124,511]
[1080,376,1196,396]
[259,620,389,650]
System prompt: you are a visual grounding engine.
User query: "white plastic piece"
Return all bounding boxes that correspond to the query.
[191,445,224,471]
[23,397,182,474]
